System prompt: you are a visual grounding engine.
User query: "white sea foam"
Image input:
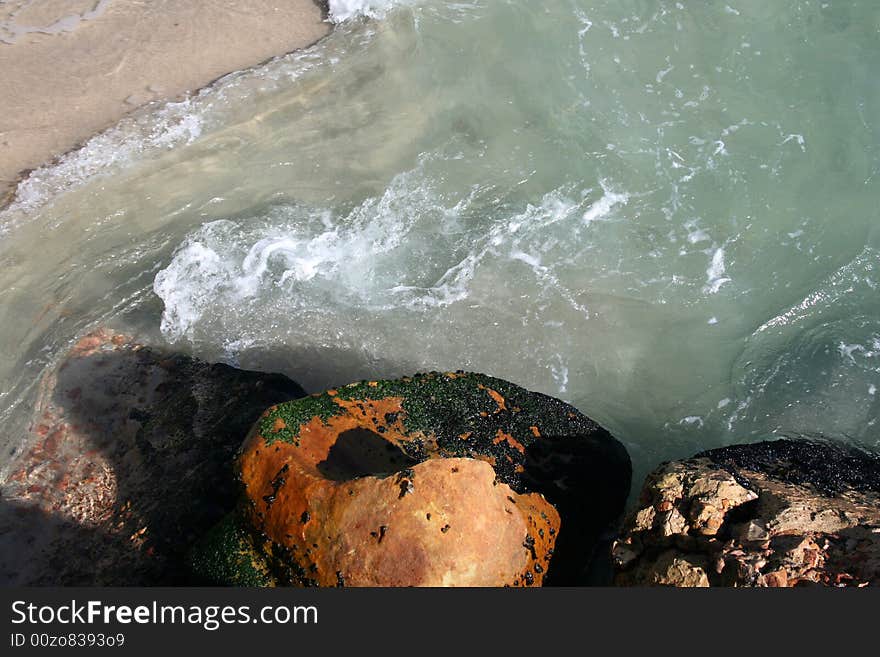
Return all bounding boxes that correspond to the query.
[1,97,202,228]
[703,247,731,294]
[327,0,409,23]
[550,357,570,395]
[684,220,711,244]
[583,183,628,224]
[153,238,231,342]
[153,164,622,342]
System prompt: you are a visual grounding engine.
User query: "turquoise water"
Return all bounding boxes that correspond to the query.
[1,1,879,486]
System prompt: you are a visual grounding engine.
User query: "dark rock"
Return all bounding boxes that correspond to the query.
[0,328,304,585]
[699,437,880,496]
[613,438,880,587]
[193,372,631,586]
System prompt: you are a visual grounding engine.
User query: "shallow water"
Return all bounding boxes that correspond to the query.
[2,0,879,487]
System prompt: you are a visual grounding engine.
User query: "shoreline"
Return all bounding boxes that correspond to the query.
[0,0,332,208]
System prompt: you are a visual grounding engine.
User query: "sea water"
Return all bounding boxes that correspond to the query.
[1,0,879,488]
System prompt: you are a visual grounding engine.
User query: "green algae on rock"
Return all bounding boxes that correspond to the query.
[189,511,277,587]
[193,371,632,586]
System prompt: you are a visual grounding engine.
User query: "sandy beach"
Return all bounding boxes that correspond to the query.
[0,0,330,204]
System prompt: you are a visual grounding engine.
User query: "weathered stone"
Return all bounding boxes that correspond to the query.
[0,328,305,585]
[614,438,880,587]
[659,508,689,537]
[265,457,556,587]
[763,569,788,588]
[737,519,770,543]
[635,550,710,587]
[194,372,632,586]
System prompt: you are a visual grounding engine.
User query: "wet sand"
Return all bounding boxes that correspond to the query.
[0,0,330,205]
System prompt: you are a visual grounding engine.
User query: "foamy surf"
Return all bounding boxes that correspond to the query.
[327,0,412,23]
[0,45,326,231]
[2,97,202,227]
[151,162,636,345]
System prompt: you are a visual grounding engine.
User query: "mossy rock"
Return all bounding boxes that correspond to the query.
[189,511,276,587]
[191,372,631,586]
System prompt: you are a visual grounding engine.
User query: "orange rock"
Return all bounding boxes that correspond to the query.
[239,418,559,586]
[764,570,788,587]
[200,372,631,587]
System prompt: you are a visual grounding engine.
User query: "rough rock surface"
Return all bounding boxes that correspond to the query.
[192,372,632,586]
[613,438,880,587]
[0,328,305,585]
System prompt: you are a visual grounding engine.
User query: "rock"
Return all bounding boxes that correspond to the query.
[640,550,710,587]
[0,328,305,585]
[613,438,880,587]
[193,372,631,586]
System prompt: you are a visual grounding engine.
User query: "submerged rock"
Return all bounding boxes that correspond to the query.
[613,438,880,587]
[193,372,631,586]
[0,328,305,585]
